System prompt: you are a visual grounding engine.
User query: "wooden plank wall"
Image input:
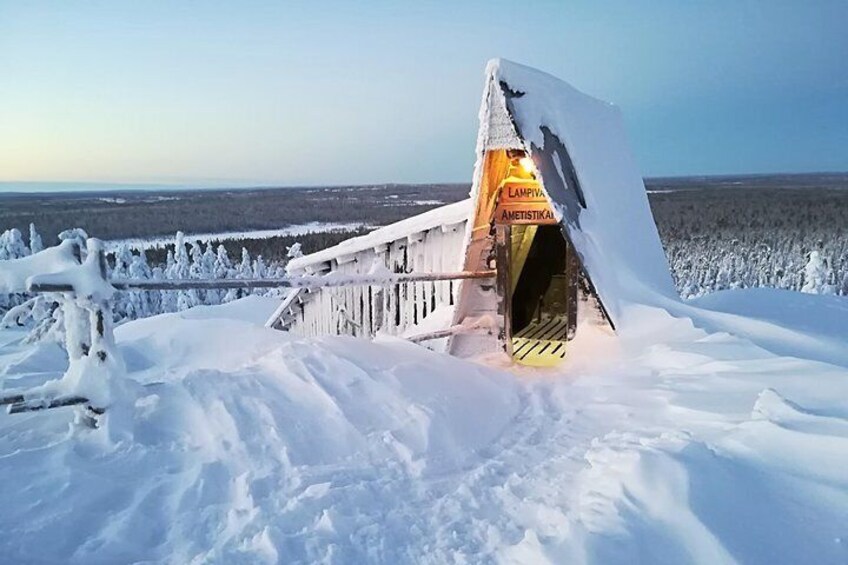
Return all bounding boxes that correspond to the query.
[282,220,468,340]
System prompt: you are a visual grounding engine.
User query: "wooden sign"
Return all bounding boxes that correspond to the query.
[495,204,556,224]
[495,182,557,225]
[501,184,547,203]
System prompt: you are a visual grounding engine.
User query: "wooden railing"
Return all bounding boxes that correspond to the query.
[29,269,495,293]
[1,238,494,423]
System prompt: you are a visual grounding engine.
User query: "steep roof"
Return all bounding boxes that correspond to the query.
[478,59,677,326]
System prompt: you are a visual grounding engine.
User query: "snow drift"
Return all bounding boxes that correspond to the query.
[1,292,847,563]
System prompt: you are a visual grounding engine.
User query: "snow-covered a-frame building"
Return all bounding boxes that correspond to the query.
[267,59,676,366]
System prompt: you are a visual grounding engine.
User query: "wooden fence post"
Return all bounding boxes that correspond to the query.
[63,239,90,361]
[86,240,115,364]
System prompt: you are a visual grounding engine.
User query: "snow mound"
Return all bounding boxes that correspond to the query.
[0,299,521,563]
[1,293,847,563]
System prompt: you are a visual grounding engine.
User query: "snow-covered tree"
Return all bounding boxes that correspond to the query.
[28,224,43,254]
[214,245,233,278]
[287,241,304,259]
[226,247,252,301]
[253,255,267,279]
[171,232,190,279]
[189,241,205,279]
[238,248,252,279]
[110,245,135,320]
[57,228,89,250]
[187,240,207,304]
[198,243,220,304]
[0,228,29,260]
[801,250,829,294]
[159,248,178,313]
[128,251,153,319]
[175,233,197,311]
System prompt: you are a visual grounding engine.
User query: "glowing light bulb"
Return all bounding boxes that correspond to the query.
[519,156,534,173]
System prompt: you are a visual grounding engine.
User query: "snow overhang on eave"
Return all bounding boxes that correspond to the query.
[286,199,473,274]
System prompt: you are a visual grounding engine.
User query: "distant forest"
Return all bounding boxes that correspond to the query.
[0,184,467,244]
[2,174,848,313]
[650,185,848,296]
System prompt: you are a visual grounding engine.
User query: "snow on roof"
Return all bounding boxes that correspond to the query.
[286,199,472,273]
[482,59,677,325]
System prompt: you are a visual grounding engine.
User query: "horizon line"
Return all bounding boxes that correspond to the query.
[1,170,847,196]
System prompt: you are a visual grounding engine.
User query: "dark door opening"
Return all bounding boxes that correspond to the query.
[502,224,578,365]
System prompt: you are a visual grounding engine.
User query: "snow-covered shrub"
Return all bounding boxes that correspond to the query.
[287,241,304,259]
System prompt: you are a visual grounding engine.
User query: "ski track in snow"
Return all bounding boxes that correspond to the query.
[0,294,847,563]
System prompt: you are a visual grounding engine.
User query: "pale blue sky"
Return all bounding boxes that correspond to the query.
[1,0,846,189]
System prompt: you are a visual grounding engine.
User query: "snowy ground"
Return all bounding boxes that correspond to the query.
[0,291,847,564]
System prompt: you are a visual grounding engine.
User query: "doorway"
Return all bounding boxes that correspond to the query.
[500,224,577,366]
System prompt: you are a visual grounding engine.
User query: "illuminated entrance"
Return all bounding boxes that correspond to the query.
[494,152,578,366]
[442,59,673,362]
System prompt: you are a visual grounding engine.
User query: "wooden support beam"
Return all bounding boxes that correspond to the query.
[495,225,512,356]
[0,394,25,406]
[566,239,579,340]
[406,324,492,343]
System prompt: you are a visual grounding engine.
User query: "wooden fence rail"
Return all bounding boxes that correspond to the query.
[27,270,496,294]
[5,239,496,425]
[3,237,499,425]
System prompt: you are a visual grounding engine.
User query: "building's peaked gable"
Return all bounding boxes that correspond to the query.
[480,59,677,328]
